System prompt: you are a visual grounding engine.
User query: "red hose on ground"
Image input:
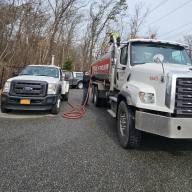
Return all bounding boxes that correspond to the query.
[62,82,91,119]
[61,102,86,119]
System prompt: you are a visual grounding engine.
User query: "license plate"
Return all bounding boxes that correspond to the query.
[20,99,30,105]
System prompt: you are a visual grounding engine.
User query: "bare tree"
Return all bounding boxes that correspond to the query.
[184,35,192,58]
[0,0,131,83]
[128,2,149,39]
[81,0,127,70]
[46,0,77,63]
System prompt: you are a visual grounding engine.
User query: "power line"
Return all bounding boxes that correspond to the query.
[161,22,192,37]
[148,0,192,26]
[149,0,169,15]
[163,27,192,40]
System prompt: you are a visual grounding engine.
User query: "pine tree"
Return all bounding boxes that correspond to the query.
[62,58,73,71]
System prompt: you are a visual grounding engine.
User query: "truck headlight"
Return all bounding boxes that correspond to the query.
[139,92,155,104]
[3,81,11,93]
[48,83,57,94]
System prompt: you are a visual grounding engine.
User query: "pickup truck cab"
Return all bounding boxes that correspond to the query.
[1,64,69,114]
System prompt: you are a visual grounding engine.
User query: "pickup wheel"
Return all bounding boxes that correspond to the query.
[117,101,142,149]
[51,96,61,114]
[62,92,69,101]
[1,106,11,113]
[77,81,83,89]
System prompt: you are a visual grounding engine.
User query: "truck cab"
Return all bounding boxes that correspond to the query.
[91,39,192,148]
[1,65,69,114]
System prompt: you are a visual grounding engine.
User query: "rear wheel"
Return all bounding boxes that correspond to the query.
[117,101,142,149]
[93,86,101,107]
[91,86,95,103]
[77,82,83,89]
[51,96,61,114]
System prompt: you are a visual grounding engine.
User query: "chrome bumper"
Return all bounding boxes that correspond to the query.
[135,111,192,138]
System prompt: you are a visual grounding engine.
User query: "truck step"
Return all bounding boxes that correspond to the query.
[107,109,116,118]
[109,96,117,102]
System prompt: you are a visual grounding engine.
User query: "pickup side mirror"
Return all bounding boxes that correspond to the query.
[62,73,70,81]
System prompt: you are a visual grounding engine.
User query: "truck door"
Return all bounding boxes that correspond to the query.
[116,44,129,89]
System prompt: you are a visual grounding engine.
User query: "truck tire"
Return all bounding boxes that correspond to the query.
[117,101,142,149]
[51,96,61,114]
[62,92,69,101]
[77,81,83,89]
[91,86,95,103]
[93,86,101,107]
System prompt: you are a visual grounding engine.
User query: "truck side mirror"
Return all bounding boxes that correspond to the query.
[153,54,165,82]
[153,54,164,64]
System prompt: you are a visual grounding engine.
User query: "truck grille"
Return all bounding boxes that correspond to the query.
[175,78,192,116]
[10,80,47,97]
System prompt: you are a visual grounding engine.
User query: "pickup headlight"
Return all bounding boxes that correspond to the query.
[139,92,155,104]
[3,81,11,93]
[48,83,57,94]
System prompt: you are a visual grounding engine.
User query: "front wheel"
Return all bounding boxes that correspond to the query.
[1,106,11,113]
[117,101,142,149]
[51,96,61,114]
[61,92,69,101]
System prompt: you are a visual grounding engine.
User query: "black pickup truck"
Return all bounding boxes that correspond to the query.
[62,71,83,89]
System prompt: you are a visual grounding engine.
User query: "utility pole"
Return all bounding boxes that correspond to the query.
[51,55,55,65]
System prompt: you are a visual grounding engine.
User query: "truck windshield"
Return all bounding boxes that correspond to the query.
[131,42,192,66]
[20,66,59,78]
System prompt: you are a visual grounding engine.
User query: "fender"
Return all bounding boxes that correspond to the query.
[117,81,156,109]
[92,81,106,91]
[117,90,133,106]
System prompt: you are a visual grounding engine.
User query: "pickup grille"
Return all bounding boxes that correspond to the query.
[10,80,47,97]
[175,78,192,116]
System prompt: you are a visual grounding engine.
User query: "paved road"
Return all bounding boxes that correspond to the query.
[0,89,192,192]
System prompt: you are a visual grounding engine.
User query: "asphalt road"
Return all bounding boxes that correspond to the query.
[0,89,192,192]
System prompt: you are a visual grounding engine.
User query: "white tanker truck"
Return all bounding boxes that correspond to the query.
[91,38,192,149]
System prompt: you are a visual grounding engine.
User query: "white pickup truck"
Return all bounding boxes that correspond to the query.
[1,64,69,114]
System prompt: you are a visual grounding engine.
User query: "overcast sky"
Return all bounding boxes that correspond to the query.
[128,0,192,41]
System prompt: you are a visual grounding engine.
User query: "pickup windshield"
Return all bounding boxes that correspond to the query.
[20,66,59,78]
[131,42,192,66]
